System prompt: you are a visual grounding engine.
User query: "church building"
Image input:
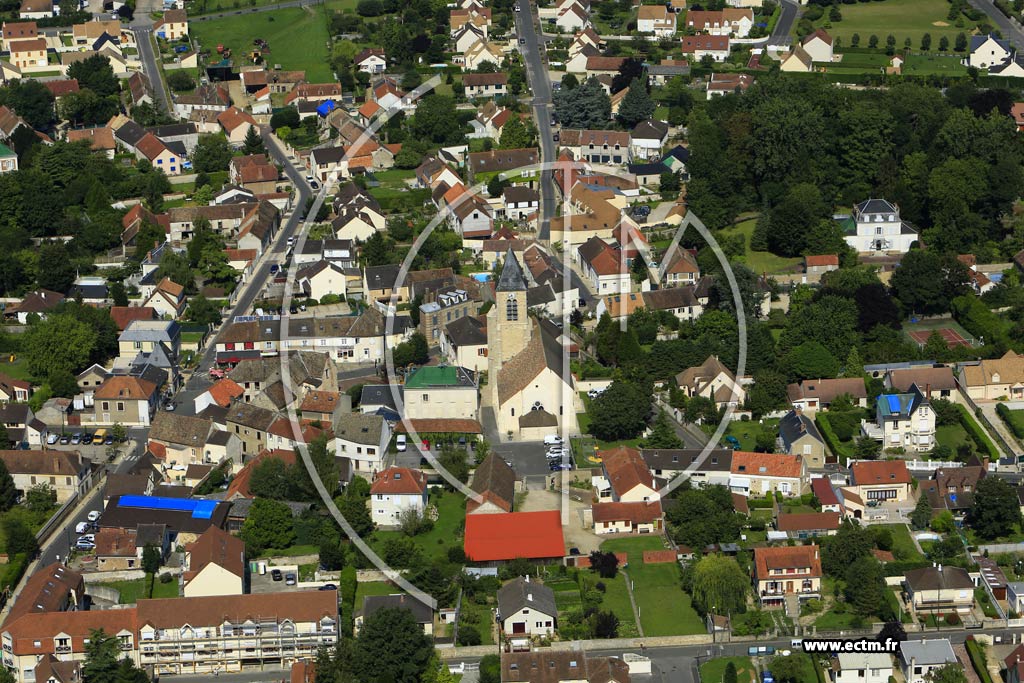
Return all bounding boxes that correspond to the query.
[487,249,578,441]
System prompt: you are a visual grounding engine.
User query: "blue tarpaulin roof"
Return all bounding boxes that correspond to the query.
[317,100,337,117]
[117,495,218,519]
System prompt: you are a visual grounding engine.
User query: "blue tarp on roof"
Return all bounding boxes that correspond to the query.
[317,100,337,117]
[886,394,902,413]
[117,495,218,519]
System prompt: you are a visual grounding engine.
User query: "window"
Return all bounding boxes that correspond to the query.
[117,402,125,412]
[102,402,109,411]
[506,295,518,321]
[876,227,882,235]
[422,394,429,402]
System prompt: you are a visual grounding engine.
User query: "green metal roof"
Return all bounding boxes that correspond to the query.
[404,365,469,389]
[0,143,15,158]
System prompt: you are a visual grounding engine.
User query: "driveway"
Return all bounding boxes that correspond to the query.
[517,488,602,555]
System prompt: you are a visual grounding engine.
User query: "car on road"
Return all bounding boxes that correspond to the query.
[552,133,559,142]
[514,3,519,9]
[75,539,95,551]
[287,237,295,247]
[271,569,283,581]
[87,510,101,522]
[75,522,90,534]
[519,38,526,44]
[319,583,337,591]
[310,181,320,190]
[285,573,297,586]
[46,433,59,445]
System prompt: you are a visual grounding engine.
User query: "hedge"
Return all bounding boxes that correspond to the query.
[815,413,851,460]
[966,638,994,683]
[997,403,1024,439]
[955,404,1000,460]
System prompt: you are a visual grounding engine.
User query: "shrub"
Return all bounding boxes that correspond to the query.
[816,413,852,459]
[159,572,173,583]
[956,404,999,459]
[997,403,1024,438]
[945,613,961,626]
[457,625,481,646]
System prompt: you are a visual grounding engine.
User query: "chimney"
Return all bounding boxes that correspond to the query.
[926,383,931,399]
[527,593,533,602]
[910,658,916,677]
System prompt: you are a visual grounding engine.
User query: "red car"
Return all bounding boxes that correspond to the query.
[209,368,226,379]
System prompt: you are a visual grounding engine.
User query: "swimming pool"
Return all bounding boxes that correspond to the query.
[471,272,492,283]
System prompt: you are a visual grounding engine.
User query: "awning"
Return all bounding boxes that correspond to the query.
[729,476,751,489]
[216,350,261,364]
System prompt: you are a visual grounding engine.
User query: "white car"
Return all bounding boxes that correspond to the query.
[543,434,563,446]
[79,534,95,543]
[46,433,59,445]
[87,510,101,522]
[587,388,605,399]
[396,435,407,452]
[75,522,90,534]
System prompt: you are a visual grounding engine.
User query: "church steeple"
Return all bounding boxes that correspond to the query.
[495,248,528,292]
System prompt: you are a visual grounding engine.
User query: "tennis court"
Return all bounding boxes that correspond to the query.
[905,319,976,349]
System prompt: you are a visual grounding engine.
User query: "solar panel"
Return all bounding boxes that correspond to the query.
[117,495,218,519]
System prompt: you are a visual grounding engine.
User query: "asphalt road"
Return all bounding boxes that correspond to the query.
[769,0,800,46]
[177,129,312,406]
[967,0,1024,49]
[132,26,172,113]
[515,1,556,241]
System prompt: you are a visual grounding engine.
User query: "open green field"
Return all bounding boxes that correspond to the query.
[701,657,757,683]
[191,7,333,81]
[878,523,924,561]
[936,423,970,450]
[599,537,704,636]
[808,0,985,46]
[717,220,802,275]
[372,491,466,561]
[597,573,640,638]
[94,576,180,604]
[0,357,33,382]
[904,53,969,75]
[999,407,1024,437]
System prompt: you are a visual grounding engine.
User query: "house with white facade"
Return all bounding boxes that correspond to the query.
[637,4,676,36]
[899,640,957,683]
[369,467,428,528]
[576,236,630,295]
[496,577,557,637]
[840,198,919,254]
[863,387,936,451]
[333,412,392,476]
[675,355,746,409]
[969,34,1013,70]
[730,451,806,498]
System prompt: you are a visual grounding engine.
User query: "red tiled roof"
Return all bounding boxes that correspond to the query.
[207,378,243,407]
[805,254,838,267]
[370,467,427,495]
[225,448,296,499]
[810,477,839,506]
[109,306,156,331]
[591,501,662,524]
[730,451,802,479]
[184,526,245,582]
[464,510,565,561]
[44,79,79,97]
[753,545,821,579]
[851,460,912,486]
[775,512,840,532]
[601,446,654,497]
[95,376,157,400]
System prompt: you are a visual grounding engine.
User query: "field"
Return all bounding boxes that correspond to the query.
[999,406,1024,438]
[722,418,779,452]
[936,423,971,450]
[904,53,969,75]
[599,537,704,636]
[701,657,757,683]
[807,0,985,46]
[0,357,33,382]
[191,7,333,82]
[717,220,802,275]
[94,576,180,604]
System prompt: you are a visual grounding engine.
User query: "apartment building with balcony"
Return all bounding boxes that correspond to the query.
[136,591,339,677]
[753,545,822,609]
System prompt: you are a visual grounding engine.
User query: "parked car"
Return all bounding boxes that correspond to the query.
[319,583,337,591]
[543,434,563,446]
[396,435,407,452]
[46,433,59,445]
[75,522,90,534]
[285,573,297,586]
[87,510,101,522]
[104,435,114,445]
[271,569,283,581]
[75,539,96,551]
[725,435,741,449]
[70,433,81,445]
[310,181,320,190]
[59,434,70,445]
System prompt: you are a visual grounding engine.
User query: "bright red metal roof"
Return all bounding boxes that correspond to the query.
[463,510,566,562]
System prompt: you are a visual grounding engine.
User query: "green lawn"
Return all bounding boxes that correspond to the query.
[879,523,924,561]
[701,658,757,683]
[999,407,1024,438]
[722,418,779,452]
[0,357,34,382]
[372,491,466,562]
[813,609,863,631]
[355,580,403,607]
[904,53,969,75]
[596,573,640,638]
[808,0,985,46]
[936,423,970,450]
[191,7,333,81]
[459,598,495,645]
[94,575,179,604]
[258,544,319,558]
[598,537,703,636]
[717,220,802,275]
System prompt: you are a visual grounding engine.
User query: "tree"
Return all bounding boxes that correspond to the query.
[770,655,814,683]
[724,662,738,683]
[24,484,56,515]
[611,57,645,94]
[690,554,748,615]
[561,73,579,90]
[911,494,933,530]
[67,54,119,97]
[37,242,77,293]
[0,425,11,451]
[394,147,423,169]
[921,33,932,51]
[142,544,161,574]
[83,629,121,683]
[587,380,651,441]
[498,115,535,149]
[970,477,1023,540]
[845,556,886,617]
[0,79,55,128]
[877,620,907,644]
[392,332,429,367]
[185,294,222,326]
[23,315,97,377]
[3,516,36,556]
[411,95,463,145]
[479,655,501,683]
[242,125,266,156]
[166,70,195,92]
[869,34,879,49]
[783,341,839,381]
[191,134,234,173]
[553,77,611,130]
[270,106,300,131]
[659,171,681,195]
[239,498,296,554]
[588,550,619,578]
[822,520,873,576]
[955,32,968,52]
[319,536,346,571]
[437,445,470,488]
[939,35,950,51]
[592,610,619,638]
[927,664,968,683]
[643,410,683,449]
[616,77,654,128]
[353,607,434,683]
